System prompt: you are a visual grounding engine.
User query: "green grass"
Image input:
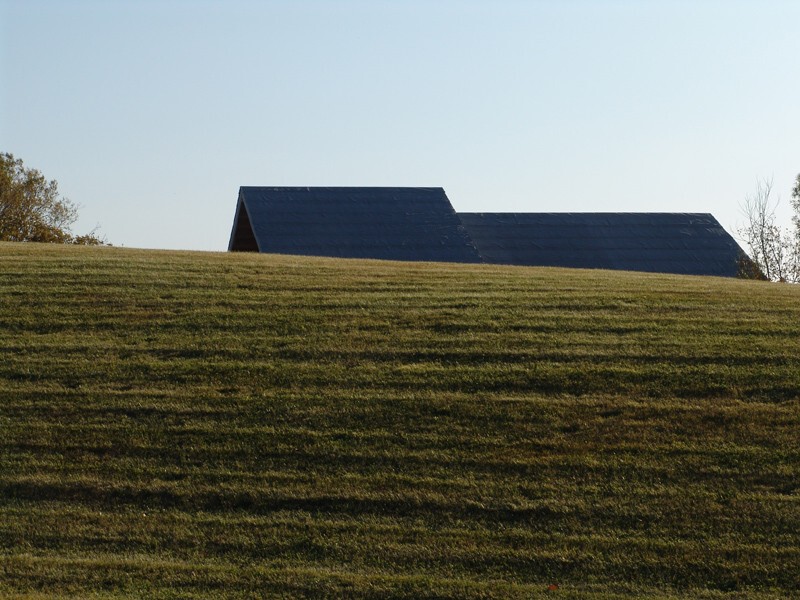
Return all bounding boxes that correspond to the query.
[1,241,799,598]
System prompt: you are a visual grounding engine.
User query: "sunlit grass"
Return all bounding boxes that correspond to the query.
[1,241,798,598]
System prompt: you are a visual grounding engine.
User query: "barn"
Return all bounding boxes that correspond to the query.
[457,212,746,277]
[228,187,482,263]
[229,187,748,277]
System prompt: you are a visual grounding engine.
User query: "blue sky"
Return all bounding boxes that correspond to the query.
[2,0,799,250]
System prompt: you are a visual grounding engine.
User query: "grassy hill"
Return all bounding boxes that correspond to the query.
[1,241,799,598]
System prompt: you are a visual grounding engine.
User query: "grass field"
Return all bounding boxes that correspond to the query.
[1,241,799,598]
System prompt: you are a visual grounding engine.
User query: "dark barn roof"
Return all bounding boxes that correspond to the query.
[228,187,482,263]
[457,212,746,277]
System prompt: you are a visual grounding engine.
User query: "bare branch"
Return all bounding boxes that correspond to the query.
[738,177,798,282]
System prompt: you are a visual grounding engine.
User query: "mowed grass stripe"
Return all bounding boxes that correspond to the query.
[1,242,799,597]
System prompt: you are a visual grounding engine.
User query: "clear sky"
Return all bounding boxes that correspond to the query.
[2,0,799,251]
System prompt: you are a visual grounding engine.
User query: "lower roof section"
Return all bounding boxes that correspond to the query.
[457,212,746,277]
[229,187,483,263]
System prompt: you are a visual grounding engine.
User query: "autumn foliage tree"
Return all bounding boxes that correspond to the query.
[0,152,105,245]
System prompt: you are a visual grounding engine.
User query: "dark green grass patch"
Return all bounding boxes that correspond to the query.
[1,242,799,598]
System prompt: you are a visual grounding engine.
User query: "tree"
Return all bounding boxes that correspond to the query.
[791,173,800,280]
[792,173,800,242]
[0,152,105,244]
[738,177,797,282]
